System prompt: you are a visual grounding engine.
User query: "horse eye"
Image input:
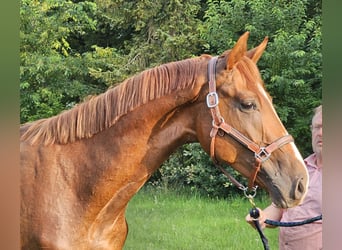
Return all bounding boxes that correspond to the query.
[240,101,256,111]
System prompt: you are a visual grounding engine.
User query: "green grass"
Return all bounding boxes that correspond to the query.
[124,187,279,250]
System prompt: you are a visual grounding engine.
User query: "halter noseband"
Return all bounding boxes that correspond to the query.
[207,56,294,190]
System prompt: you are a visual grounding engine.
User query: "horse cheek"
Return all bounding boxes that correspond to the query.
[214,137,238,164]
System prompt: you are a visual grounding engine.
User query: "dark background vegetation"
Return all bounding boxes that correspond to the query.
[20,0,321,198]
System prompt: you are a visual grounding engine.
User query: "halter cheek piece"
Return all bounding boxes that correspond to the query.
[207,57,294,190]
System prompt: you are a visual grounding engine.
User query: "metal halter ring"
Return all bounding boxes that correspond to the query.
[255,147,271,162]
[242,185,258,199]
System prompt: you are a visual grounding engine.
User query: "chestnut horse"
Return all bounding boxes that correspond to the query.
[20,32,308,249]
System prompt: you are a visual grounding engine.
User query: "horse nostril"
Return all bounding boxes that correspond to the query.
[293,177,305,200]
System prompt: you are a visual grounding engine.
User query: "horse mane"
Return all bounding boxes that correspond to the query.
[21,56,207,145]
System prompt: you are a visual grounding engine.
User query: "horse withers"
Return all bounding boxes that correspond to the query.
[20,32,308,249]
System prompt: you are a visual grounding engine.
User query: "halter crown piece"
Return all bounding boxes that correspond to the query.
[206,56,294,191]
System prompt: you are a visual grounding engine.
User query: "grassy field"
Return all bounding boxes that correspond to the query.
[124,187,279,250]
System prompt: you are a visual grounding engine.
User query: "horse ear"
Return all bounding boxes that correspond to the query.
[227,32,249,70]
[246,36,268,64]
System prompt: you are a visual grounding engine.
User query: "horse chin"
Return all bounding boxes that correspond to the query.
[266,185,303,209]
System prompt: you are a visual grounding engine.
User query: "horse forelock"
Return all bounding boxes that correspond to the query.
[235,56,264,91]
[21,57,206,145]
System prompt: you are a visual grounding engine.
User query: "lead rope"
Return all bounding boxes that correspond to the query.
[249,208,270,250]
[265,215,322,227]
[245,189,270,250]
[247,194,322,250]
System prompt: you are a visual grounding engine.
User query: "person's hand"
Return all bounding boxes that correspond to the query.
[245,207,267,230]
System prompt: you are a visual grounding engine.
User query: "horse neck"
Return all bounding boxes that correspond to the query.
[75,93,202,225]
[71,59,209,218]
[105,93,201,174]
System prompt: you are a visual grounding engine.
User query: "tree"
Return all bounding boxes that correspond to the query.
[91,0,203,74]
[20,0,118,122]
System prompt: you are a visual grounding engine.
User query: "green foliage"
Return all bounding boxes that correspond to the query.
[20,0,321,196]
[20,0,100,122]
[93,0,203,73]
[20,0,97,55]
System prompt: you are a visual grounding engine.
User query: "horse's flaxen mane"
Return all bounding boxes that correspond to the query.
[21,56,207,145]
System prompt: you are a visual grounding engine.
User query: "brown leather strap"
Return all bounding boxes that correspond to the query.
[207,57,222,125]
[248,159,262,190]
[264,134,294,155]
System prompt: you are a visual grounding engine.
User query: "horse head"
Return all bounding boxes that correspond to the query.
[196,32,308,208]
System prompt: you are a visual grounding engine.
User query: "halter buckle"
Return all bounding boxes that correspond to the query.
[206,92,219,108]
[255,147,271,162]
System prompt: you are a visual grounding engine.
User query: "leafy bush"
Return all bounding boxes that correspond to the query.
[148,143,259,198]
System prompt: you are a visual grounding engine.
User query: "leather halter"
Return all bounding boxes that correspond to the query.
[206,56,294,190]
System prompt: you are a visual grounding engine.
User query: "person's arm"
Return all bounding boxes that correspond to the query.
[245,203,283,229]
